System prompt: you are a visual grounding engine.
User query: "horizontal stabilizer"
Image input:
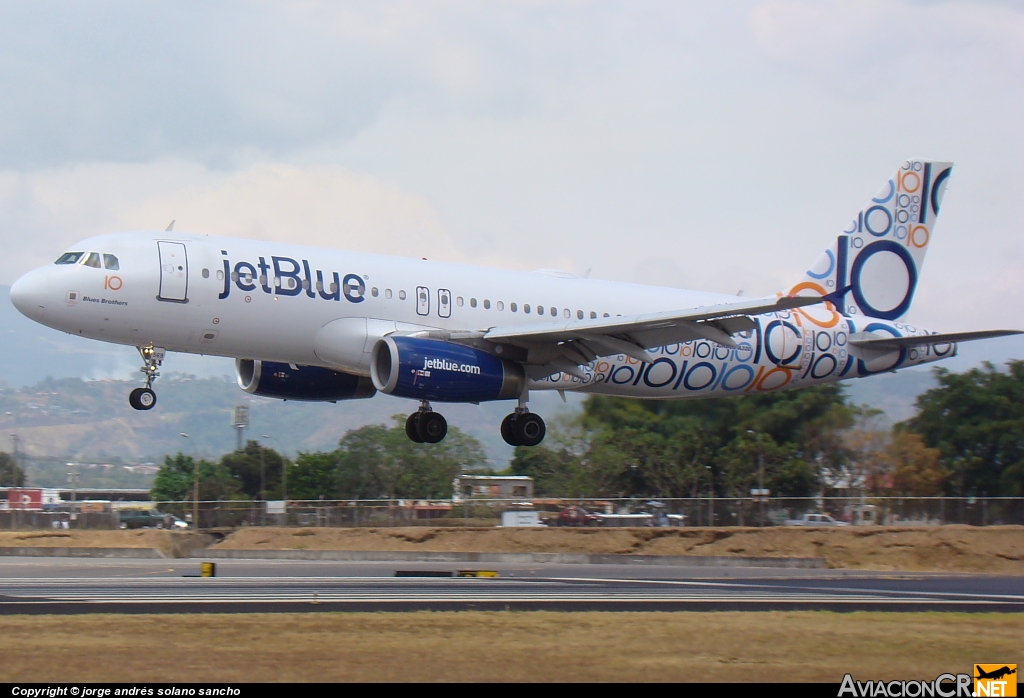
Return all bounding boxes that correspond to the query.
[849,329,1022,351]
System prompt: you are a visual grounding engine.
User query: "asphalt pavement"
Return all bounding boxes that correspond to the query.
[0,557,1020,613]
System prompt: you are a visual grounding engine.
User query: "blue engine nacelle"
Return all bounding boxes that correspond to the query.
[235,359,376,402]
[370,336,525,403]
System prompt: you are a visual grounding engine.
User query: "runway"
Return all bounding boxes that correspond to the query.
[0,557,1020,613]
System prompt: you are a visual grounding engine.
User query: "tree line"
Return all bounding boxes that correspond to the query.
[146,360,1024,502]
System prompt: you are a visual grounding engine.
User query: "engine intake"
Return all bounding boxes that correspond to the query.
[370,336,525,403]
[236,359,376,402]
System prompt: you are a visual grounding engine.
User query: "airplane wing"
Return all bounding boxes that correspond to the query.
[849,329,1023,352]
[471,295,824,379]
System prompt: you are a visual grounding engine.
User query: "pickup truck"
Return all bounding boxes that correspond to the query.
[783,513,848,527]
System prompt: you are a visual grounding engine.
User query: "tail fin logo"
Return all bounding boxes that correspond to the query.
[790,160,952,321]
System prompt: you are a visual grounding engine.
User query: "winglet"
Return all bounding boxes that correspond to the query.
[165,220,176,232]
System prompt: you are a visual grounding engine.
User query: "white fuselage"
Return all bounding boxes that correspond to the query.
[10,230,950,402]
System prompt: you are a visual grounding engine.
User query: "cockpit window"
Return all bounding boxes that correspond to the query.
[82,252,101,268]
[55,252,84,265]
[103,254,119,270]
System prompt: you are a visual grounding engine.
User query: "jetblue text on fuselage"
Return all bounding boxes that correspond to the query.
[218,251,365,303]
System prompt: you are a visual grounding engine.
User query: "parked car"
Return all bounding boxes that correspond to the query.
[118,509,188,529]
[783,513,848,527]
[555,507,604,527]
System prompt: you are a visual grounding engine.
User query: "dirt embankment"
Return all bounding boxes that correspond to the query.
[0,531,213,558]
[1,526,1020,573]
[210,525,1024,573]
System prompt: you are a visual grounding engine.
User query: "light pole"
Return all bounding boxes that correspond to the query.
[180,433,198,530]
[705,464,713,527]
[747,429,766,527]
[262,434,283,503]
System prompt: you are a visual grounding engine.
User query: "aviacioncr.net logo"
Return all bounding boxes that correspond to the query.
[839,673,972,697]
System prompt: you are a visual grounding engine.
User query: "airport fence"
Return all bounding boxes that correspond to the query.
[3,497,1022,530]
[141,495,1024,529]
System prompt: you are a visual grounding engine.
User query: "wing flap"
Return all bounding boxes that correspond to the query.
[483,295,822,346]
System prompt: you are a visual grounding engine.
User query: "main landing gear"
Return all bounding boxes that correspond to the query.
[501,406,546,448]
[406,401,448,444]
[402,399,547,448]
[129,345,164,411]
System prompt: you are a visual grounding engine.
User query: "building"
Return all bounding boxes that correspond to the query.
[452,475,533,502]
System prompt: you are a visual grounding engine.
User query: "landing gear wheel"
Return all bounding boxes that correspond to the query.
[405,413,424,443]
[417,412,448,444]
[129,387,157,411]
[513,412,545,447]
[501,414,520,447]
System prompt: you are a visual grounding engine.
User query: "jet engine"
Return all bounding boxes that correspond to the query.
[370,336,525,402]
[235,359,376,402]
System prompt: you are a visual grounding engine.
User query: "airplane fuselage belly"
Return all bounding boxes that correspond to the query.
[22,231,949,402]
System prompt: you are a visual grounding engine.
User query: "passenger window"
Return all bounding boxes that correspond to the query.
[456,296,464,307]
[590,312,597,319]
[330,282,339,294]
[316,280,324,292]
[483,299,491,309]
[510,303,517,312]
[371,287,378,297]
[576,310,583,319]
[537,306,544,315]
[216,270,224,281]
[55,252,84,265]
[603,313,610,318]
[497,301,504,311]
[399,290,406,300]
[524,304,531,314]
[82,252,101,268]
[302,279,310,291]
[470,298,477,308]
[103,254,120,270]
[385,289,392,299]
[201,268,210,279]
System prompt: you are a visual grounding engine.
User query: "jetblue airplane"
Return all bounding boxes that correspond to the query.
[9,160,1020,447]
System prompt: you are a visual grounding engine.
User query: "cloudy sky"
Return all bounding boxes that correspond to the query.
[1,0,1022,372]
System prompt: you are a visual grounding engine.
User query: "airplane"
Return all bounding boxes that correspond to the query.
[8,159,1021,447]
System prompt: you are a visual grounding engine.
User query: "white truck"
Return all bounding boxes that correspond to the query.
[783,513,849,527]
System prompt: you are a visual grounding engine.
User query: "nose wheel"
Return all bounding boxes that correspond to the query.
[129,387,157,410]
[501,410,546,447]
[129,345,164,411]
[405,402,448,444]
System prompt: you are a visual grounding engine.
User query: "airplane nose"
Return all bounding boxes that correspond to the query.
[10,268,49,320]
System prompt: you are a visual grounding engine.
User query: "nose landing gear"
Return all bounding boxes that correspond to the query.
[129,345,164,411]
[405,401,448,444]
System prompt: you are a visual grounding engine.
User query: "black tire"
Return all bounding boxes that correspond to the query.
[514,412,546,447]
[129,387,157,411]
[500,414,520,446]
[405,413,424,443]
[417,412,447,444]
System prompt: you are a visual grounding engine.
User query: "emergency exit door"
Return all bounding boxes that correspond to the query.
[438,288,451,318]
[157,241,189,302]
[416,286,430,316]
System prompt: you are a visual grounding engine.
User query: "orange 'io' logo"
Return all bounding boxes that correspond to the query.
[104,275,122,291]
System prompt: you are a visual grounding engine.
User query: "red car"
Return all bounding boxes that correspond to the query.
[556,507,604,527]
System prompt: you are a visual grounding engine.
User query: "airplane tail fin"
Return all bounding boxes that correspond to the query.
[788,160,953,321]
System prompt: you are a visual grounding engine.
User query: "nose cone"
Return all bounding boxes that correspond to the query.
[10,268,50,321]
